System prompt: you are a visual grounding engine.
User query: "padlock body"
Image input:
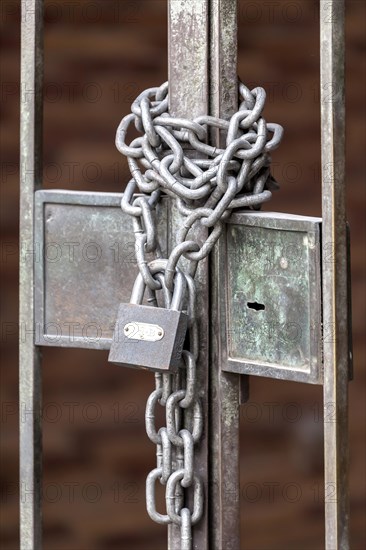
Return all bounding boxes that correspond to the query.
[108,303,188,372]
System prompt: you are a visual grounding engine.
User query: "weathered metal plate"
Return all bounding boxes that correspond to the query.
[34,190,168,350]
[221,211,323,384]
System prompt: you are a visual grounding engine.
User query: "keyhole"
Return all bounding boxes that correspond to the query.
[247,301,265,311]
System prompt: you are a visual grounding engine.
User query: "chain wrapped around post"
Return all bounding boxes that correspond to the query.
[114,79,283,548]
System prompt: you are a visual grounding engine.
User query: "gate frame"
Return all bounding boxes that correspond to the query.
[19,1,349,549]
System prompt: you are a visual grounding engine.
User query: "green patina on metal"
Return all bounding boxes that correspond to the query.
[228,224,312,368]
[223,212,323,383]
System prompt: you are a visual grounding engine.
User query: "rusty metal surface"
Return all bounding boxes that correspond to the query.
[168,1,210,547]
[223,211,323,384]
[19,1,43,548]
[34,190,168,350]
[209,1,241,549]
[320,1,350,548]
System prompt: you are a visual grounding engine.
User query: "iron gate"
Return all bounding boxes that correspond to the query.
[19,1,351,548]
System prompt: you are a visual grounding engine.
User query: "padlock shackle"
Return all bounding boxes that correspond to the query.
[170,272,186,311]
[130,259,186,311]
[130,273,147,305]
[154,273,172,309]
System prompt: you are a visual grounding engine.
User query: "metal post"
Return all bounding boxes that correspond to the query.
[168,3,241,547]
[19,0,44,548]
[320,1,349,548]
[168,1,210,547]
[209,1,241,549]
[18,2,351,549]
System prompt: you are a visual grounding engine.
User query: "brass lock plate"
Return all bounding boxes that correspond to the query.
[221,212,323,384]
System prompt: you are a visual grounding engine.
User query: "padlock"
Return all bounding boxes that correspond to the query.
[108,266,188,373]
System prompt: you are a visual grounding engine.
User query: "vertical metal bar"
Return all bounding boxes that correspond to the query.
[320,1,349,548]
[19,1,44,548]
[168,1,209,548]
[209,2,241,549]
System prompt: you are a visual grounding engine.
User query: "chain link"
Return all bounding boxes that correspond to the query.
[116,79,283,548]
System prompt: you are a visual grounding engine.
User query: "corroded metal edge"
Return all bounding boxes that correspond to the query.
[36,188,124,206]
[320,1,350,548]
[19,1,43,548]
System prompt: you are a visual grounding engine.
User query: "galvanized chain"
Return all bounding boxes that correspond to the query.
[116,79,283,548]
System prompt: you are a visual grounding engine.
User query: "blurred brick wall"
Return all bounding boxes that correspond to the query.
[1,1,365,549]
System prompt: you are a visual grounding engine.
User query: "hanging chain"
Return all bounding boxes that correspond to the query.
[115,79,283,548]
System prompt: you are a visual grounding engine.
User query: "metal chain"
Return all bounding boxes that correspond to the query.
[116,79,283,548]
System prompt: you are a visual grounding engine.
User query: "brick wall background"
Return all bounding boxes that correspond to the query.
[1,1,365,548]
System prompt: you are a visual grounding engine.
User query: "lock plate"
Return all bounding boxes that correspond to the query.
[221,212,323,384]
[33,189,168,350]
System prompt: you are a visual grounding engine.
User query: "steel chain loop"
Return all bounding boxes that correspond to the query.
[116,79,283,549]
